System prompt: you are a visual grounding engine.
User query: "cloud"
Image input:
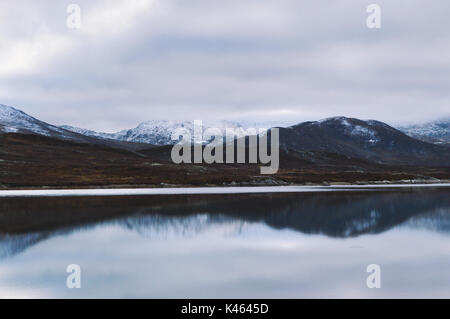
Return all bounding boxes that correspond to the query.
[0,0,449,131]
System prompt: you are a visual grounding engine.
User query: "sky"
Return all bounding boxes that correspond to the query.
[0,0,449,132]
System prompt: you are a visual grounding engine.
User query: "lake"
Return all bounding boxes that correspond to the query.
[0,186,449,298]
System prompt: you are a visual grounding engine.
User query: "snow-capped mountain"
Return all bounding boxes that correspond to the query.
[62,120,290,145]
[1,103,449,169]
[2,102,449,167]
[0,102,286,146]
[0,103,126,146]
[59,125,121,140]
[117,120,204,145]
[397,119,450,145]
[278,116,450,166]
[0,103,76,138]
[0,104,146,150]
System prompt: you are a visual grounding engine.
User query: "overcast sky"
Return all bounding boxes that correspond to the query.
[0,0,449,132]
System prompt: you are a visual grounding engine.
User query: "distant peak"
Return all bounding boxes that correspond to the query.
[0,103,35,123]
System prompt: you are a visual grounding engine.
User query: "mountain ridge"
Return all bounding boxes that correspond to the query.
[397,118,450,145]
[1,103,449,168]
[62,119,289,145]
[0,104,153,152]
[276,116,450,166]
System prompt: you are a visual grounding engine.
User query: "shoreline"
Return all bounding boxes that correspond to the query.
[0,178,449,191]
[1,183,449,197]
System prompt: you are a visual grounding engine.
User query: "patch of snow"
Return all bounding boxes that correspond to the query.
[2,126,18,133]
[61,120,283,145]
[349,125,379,143]
[340,118,351,127]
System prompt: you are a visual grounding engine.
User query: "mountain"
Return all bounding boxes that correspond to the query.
[1,103,449,171]
[277,116,450,166]
[0,104,88,142]
[397,119,450,145]
[59,125,120,141]
[115,120,210,145]
[1,105,450,188]
[59,109,449,155]
[0,104,149,151]
[61,120,290,145]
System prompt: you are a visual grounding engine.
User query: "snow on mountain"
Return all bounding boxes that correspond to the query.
[0,104,79,139]
[61,119,291,145]
[296,116,382,145]
[0,103,288,146]
[60,125,118,140]
[0,104,126,147]
[280,116,450,166]
[117,120,198,145]
[2,103,449,166]
[6,100,448,151]
[397,119,450,145]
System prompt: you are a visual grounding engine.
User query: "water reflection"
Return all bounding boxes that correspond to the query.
[1,188,450,259]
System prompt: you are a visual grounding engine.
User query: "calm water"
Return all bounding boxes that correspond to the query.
[0,187,450,298]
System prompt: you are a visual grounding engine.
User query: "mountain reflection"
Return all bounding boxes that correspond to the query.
[1,188,450,258]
